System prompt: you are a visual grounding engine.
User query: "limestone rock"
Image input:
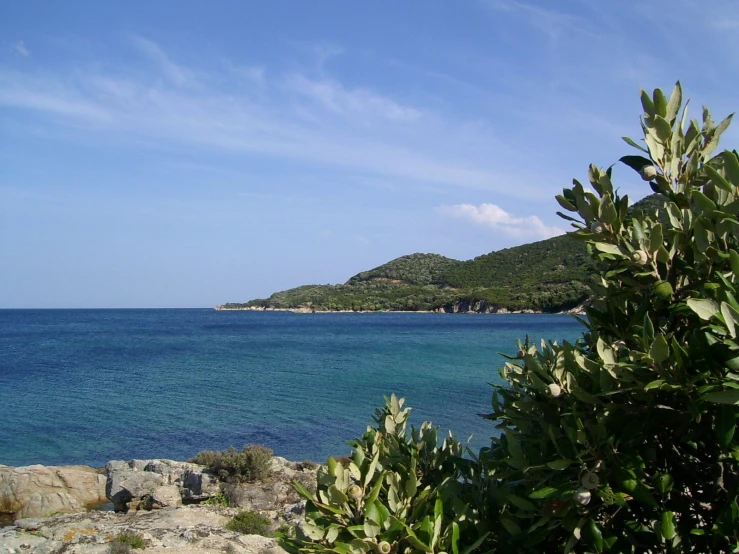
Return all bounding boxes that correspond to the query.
[105,459,219,512]
[1,505,287,554]
[0,464,106,520]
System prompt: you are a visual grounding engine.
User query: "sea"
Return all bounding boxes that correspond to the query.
[0,309,584,468]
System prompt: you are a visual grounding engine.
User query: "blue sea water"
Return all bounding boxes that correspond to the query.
[0,310,583,468]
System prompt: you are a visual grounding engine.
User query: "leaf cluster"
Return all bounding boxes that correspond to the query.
[482,82,739,552]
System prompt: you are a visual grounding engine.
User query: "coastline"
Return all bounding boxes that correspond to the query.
[214,305,586,315]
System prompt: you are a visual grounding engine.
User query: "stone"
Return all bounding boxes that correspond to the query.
[150,485,182,508]
[105,459,219,512]
[0,465,106,520]
[1,505,288,553]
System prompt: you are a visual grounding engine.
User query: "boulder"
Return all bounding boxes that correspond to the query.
[105,459,219,512]
[0,464,106,520]
[1,505,288,553]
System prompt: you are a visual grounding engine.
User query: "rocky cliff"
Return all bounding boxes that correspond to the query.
[0,457,318,554]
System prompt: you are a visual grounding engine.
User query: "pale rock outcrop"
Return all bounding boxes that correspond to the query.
[0,465,106,520]
[1,505,287,553]
[105,459,219,512]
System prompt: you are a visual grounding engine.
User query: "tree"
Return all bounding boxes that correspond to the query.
[483,82,739,552]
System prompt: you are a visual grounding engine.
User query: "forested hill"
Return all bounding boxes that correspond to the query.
[218,194,666,314]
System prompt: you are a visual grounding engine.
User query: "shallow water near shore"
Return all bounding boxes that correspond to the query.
[0,309,582,468]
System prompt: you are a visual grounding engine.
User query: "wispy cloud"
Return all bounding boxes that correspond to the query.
[12,41,30,57]
[0,37,544,199]
[286,74,421,122]
[437,202,565,239]
[128,35,194,86]
[482,0,597,44]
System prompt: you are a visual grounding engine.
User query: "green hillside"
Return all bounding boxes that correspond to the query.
[347,253,460,285]
[218,194,667,313]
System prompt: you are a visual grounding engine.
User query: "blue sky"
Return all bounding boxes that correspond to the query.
[2,0,739,308]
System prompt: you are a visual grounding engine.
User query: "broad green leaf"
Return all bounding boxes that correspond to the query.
[731,250,739,276]
[656,473,674,495]
[687,298,719,320]
[584,519,604,553]
[653,88,667,117]
[547,459,575,471]
[529,486,559,499]
[500,518,521,536]
[620,155,653,172]
[665,81,682,122]
[599,195,618,225]
[722,150,739,185]
[694,220,709,253]
[661,511,676,540]
[556,194,577,212]
[622,136,648,153]
[363,518,380,539]
[451,522,460,554]
[326,526,340,544]
[508,494,536,512]
[652,115,672,141]
[650,335,669,365]
[716,406,736,448]
[722,301,739,339]
[640,89,655,117]
[594,242,623,256]
[704,389,739,405]
[691,191,716,215]
[329,484,349,505]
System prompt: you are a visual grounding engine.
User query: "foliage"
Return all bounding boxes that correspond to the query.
[191,444,273,483]
[224,237,600,313]
[281,394,486,554]
[110,530,146,550]
[107,543,132,554]
[204,490,230,506]
[226,510,273,536]
[481,83,739,552]
[347,253,462,286]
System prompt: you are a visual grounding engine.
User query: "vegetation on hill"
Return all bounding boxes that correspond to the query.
[280,84,739,554]
[220,196,666,314]
[347,253,460,286]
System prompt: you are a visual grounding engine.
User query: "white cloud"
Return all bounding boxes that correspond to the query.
[0,37,545,199]
[286,74,421,122]
[12,41,30,57]
[128,35,193,86]
[437,203,565,239]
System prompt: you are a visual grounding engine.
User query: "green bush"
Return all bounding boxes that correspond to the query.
[281,394,484,554]
[107,543,132,554]
[226,510,273,536]
[281,84,739,554]
[481,83,739,552]
[191,444,273,483]
[110,530,146,550]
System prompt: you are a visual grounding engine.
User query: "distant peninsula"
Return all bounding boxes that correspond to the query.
[218,194,665,314]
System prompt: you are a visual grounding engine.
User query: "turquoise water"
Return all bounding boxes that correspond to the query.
[0,310,583,468]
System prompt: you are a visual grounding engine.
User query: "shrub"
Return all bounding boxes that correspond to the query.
[191,444,273,482]
[107,543,131,554]
[204,491,230,506]
[226,510,273,536]
[110,530,146,550]
[281,394,484,554]
[481,83,739,552]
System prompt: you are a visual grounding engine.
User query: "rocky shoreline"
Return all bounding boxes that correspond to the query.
[215,303,586,315]
[0,457,317,554]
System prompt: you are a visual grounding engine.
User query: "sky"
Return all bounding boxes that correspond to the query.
[2,1,739,308]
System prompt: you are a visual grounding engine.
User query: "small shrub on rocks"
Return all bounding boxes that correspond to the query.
[191,444,273,482]
[225,510,273,536]
[107,543,132,554]
[110,530,146,550]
